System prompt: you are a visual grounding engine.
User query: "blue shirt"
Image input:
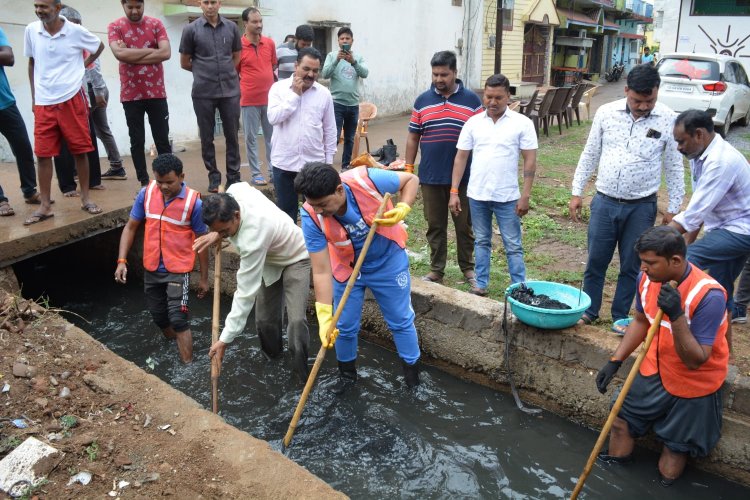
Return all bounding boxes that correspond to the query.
[635,265,726,345]
[408,80,482,185]
[0,27,16,110]
[130,183,208,272]
[301,168,401,272]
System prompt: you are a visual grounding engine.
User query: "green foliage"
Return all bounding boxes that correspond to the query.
[523,214,561,244]
[18,478,49,500]
[0,435,22,454]
[60,414,77,430]
[86,441,99,462]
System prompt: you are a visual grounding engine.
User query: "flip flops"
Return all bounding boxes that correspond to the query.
[251,175,268,186]
[0,201,14,217]
[24,193,55,205]
[81,203,103,215]
[577,314,593,326]
[23,212,54,226]
[612,317,633,336]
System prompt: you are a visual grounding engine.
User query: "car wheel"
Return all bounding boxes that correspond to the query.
[739,106,750,127]
[720,109,732,137]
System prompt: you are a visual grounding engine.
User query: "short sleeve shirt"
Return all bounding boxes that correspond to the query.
[107,16,169,102]
[179,16,241,99]
[238,35,277,106]
[24,18,102,105]
[0,27,15,110]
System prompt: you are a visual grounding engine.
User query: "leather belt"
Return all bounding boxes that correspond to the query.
[596,191,657,204]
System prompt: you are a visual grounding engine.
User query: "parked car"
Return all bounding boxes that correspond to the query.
[655,53,750,137]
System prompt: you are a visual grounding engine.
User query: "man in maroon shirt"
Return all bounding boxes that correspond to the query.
[238,6,277,186]
[107,0,172,186]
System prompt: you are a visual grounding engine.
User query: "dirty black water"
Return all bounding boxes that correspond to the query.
[15,247,749,499]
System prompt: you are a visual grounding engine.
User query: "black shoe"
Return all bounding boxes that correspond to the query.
[658,472,676,487]
[597,451,633,465]
[402,360,420,388]
[101,167,128,180]
[332,360,357,395]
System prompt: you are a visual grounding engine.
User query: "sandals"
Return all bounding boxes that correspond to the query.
[251,175,268,186]
[81,202,103,215]
[63,190,80,198]
[23,212,54,226]
[612,317,633,336]
[577,314,594,326]
[421,272,443,284]
[24,193,55,205]
[0,201,14,217]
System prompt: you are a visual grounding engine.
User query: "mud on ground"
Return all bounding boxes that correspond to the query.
[0,293,344,500]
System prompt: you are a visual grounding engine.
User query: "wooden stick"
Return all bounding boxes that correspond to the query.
[210,184,225,414]
[570,308,665,499]
[283,193,392,448]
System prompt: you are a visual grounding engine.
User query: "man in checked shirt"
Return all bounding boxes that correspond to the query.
[569,64,685,333]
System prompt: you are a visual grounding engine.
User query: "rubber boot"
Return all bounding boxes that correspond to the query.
[332,360,357,395]
[401,360,420,388]
[380,140,398,166]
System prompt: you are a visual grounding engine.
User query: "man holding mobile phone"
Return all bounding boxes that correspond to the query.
[322,27,368,171]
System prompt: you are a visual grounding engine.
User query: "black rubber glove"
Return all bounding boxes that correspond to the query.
[596,360,622,394]
[658,283,684,321]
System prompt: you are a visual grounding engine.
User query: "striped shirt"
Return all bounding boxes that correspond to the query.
[408,80,482,185]
[673,134,750,234]
[276,41,297,80]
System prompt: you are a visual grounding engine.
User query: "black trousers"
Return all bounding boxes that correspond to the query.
[53,110,101,193]
[192,95,241,188]
[123,98,171,186]
[0,102,37,202]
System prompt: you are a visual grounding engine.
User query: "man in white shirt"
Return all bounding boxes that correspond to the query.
[569,64,684,332]
[448,74,537,295]
[24,0,105,225]
[194,183,312,382]
[267,47,337,222]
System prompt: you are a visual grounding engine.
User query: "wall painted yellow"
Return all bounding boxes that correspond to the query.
[481,0,525,83]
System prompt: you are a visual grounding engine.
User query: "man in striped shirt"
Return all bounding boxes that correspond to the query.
[405,51,482,286]
[276,24,313,80]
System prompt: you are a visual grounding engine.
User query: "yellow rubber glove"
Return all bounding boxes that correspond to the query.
[315,302,339,349]
[373,202,411,227]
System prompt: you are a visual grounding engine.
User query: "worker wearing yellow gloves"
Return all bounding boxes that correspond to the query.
[297,162,421,393]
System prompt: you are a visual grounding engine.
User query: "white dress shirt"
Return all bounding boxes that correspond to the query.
[673,134,750,234]
[220,182,309,343]
[267,78,337,172]
[572,98,685,214]
[456,108,537,202]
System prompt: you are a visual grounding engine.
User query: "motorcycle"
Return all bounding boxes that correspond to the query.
[605,62,625,82]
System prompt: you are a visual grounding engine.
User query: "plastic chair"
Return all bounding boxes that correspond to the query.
[578,85,599,121]
[567,84,590,126]
[520,89,540,117]
[530,88,557,137]
[548,86,575,134]
[352,102,378,159]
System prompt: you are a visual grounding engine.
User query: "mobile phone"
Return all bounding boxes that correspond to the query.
[342,44,351,52]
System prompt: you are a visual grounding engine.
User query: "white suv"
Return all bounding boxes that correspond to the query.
[656,53,750,137]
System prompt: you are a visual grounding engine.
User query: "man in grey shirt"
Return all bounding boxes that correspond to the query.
[179,0,242,192]
[276,24,313,80]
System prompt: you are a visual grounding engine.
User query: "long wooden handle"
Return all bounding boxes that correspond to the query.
[570,308,665,499]
[283,193,392,448]
[210,184,225,414]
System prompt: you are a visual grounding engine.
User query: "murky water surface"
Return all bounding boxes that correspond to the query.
[21,262,748,499]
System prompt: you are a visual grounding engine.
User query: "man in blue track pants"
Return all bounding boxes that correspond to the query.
[295,162,421,393]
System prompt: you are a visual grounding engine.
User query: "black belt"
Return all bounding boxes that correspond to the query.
[596,191,657,204]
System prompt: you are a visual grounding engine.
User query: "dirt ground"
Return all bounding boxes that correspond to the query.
[0,292,344,500]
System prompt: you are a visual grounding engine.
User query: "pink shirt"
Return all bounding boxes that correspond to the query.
[107,16,169,102]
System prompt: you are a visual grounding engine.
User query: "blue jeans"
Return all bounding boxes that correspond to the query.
[333,250,420,365]
[469,198,526,288]
[687,228,750,310]
[583,193,657,321]
[272,166,299,223]
[333,102,358,168]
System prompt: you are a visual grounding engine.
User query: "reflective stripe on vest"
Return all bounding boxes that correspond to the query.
[639,266,729,398]
[302,167,407,282]
[142,181,199,273]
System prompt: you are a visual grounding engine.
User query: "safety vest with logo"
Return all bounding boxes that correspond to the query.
[143,181,200,274]
[638,265,729,398]
[302,167,408,283]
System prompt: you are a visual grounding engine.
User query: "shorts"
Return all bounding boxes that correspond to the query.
[143,271,191,333]
[616,373,723,457]
[33,89,93,157]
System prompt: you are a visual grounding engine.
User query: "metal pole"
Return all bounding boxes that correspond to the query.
[494,0,504,74]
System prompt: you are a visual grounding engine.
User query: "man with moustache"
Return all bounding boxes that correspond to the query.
[405,50,482,288]
[267,47,336,222]
[669,109,750,355]
[276,24,314,80]
[238,6,277,187]
[448,74,537,294]
[108,0,172,186]
[180,0,242,192]
[569,64,684,333]
[24,0,105,225]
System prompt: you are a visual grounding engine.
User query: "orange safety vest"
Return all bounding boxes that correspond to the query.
[639,265,729,398]
[143,181,200,274]
[302,166,408,283]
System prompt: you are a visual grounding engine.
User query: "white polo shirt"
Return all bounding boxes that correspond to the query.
[24,16,101,105]
[457,108,537,202]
